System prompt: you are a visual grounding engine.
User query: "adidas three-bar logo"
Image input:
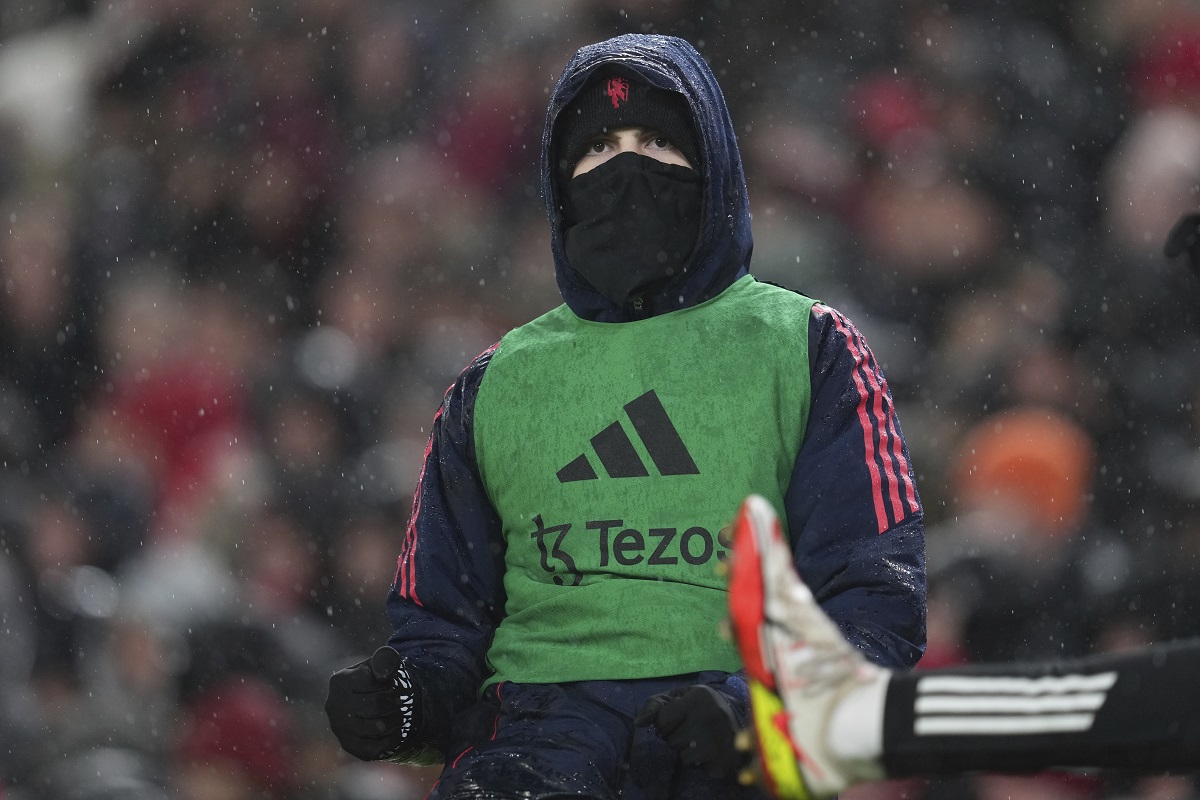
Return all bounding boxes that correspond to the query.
[557,390,699,482]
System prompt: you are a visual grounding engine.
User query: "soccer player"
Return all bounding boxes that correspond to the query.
[728,494,1200,800]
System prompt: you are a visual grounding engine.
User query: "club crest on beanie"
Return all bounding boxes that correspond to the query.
[556,72,700,181]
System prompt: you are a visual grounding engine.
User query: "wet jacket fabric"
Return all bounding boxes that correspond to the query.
[383,34,926,797]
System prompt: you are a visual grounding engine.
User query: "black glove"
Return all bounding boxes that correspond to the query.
[634,684,751,779]
[1165,212,1200,272]
[325,646,425,762]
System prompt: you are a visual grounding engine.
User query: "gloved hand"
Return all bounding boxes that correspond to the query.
[1165,211,1200,271]
[635,684,751,779]
[325,646,429,763]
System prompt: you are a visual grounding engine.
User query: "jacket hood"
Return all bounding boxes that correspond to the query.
[542,34,753,322]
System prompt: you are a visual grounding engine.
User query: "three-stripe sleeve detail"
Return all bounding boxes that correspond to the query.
[813,304,919,532]
[395,406,441,608]
[913,672,1118,736]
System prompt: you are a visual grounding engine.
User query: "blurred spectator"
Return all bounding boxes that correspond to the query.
[0,543,40,786]
[20,745,171,800]
[318,510,405,656]
[174,677,297,800]
[926,407,1136,664]
[0,189,98,457]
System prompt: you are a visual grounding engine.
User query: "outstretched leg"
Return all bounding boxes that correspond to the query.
[728,494,887,799]
[728,494,1200,799]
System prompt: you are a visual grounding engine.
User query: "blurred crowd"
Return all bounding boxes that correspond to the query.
[1,0,1199,798]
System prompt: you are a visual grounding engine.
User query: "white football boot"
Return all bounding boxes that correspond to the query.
[728,494,887,799]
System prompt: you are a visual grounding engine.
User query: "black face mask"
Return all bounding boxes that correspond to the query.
[562,152,702,307]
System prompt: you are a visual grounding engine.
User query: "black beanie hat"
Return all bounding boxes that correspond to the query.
[556,72,700,182]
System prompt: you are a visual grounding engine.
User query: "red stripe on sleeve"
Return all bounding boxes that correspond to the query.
[396,342,501,607]
[815,304,889,533]
[849,324,906,525]
[395,405,443,608]
[885,390,919,513]
[816,304,920,529]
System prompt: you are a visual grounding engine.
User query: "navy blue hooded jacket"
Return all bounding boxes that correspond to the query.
[384,34,926,752]
[543,35,752,322]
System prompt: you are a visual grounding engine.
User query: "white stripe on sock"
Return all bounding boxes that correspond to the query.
[915,692,1109,715]
[916,671,1118,696]
[915,713,1098,736]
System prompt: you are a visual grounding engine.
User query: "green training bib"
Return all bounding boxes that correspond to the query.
[474,276,815,685]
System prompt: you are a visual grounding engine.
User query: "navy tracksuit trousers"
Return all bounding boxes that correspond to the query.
[427,671,770,800]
